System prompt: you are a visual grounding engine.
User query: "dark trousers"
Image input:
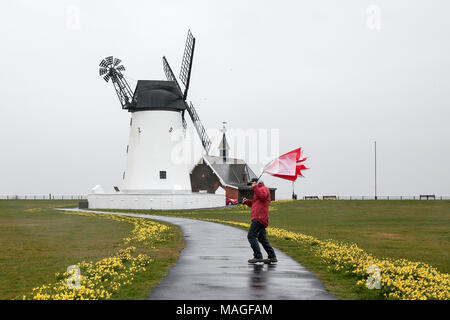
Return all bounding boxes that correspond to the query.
[247,221,276,259]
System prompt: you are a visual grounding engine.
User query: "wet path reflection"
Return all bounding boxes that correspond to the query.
[61,209,337,300]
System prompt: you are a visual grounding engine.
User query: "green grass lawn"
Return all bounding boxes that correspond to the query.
[111,200,450,299]
[0,200,183,300]
[3,200,448,300]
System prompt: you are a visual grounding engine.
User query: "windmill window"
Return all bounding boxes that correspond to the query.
[160,171,167,179]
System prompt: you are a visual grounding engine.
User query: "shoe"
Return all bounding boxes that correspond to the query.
[248,258,264,263]
[268,257,278,263]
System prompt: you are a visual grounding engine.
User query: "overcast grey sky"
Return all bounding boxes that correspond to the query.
[1,0,449,199]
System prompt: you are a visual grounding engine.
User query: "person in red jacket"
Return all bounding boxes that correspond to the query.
[242,178,277,263]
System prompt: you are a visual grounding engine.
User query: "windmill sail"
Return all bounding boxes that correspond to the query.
[186,101,211,154]
[162,31,211,155]
[163,56,182,95]
[180,30,195,100]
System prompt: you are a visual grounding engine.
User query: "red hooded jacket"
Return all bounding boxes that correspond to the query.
[244,182,271,227]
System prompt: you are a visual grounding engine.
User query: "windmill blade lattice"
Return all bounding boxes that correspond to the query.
[162,56,182,94]
[99,56,126,83]
[180,30,195,87]
[98,56,135,110]
[103,74,110,82]
[180,30,195,100]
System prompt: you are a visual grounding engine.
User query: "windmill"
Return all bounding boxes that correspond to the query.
[98,30,212,194]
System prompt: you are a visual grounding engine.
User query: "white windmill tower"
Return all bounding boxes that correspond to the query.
[89,30,223,210]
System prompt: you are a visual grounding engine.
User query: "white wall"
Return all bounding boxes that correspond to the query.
[122,110,192,192]
[88,193,225,210]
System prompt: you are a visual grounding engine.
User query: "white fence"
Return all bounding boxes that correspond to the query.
[302,195,450,200]
[1,195,449,201]
[0,195,86,200]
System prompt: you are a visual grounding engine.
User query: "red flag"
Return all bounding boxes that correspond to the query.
[263,148,308,181]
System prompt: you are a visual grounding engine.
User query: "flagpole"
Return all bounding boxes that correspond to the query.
[374,141,377,200]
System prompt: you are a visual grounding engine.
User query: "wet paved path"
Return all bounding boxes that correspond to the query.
[60,209,337,300]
